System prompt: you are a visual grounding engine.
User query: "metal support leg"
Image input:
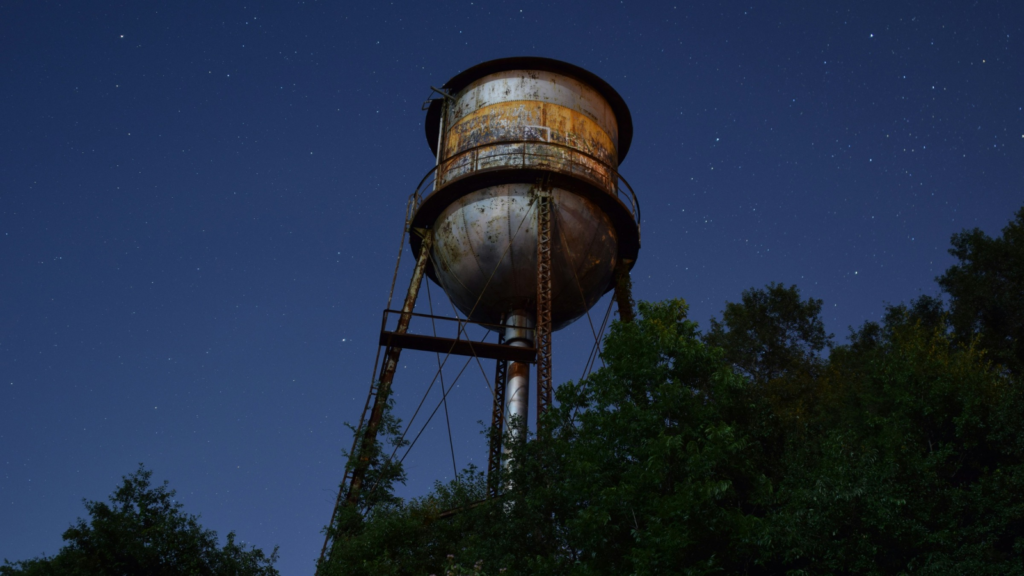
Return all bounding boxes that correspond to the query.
[535,188,553,424]
[317,230,434,572]
[344,229,433,509]
[487,332,508,498]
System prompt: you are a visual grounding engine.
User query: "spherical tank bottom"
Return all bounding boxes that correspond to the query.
[429,183,618,331]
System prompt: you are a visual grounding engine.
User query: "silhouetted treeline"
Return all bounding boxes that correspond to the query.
[321,206,1024,575]
[1,466,279,576]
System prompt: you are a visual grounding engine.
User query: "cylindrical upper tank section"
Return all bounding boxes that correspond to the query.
[437,70,619,193]
[425,57,633,194]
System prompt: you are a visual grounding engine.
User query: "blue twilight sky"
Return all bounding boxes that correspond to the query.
[2,1,1021,574]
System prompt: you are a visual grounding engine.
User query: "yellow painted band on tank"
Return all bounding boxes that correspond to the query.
[443,100,618,169]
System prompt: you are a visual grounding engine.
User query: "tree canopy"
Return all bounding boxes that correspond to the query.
[939,205,1024,374]
[321,205,1024,575]
[1,466,279,576]
[704,282,833,384]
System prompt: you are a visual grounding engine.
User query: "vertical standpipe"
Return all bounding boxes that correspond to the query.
[502,310,535,452]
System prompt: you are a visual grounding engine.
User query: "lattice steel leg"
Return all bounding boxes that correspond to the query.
[316,233,434,576]
[535,186,553,424]
[342,230,433,510]
[487,332,508,498]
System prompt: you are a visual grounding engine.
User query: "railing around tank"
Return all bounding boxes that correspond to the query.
[410,139,641,233]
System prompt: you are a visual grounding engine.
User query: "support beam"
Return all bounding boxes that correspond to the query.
[535,188,553,423]
[344,229,433,509]
[317,236,435,576]
[378,330,536,363]
[487,333,508,498]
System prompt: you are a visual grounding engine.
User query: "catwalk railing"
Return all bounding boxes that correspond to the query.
[411,139,641,234]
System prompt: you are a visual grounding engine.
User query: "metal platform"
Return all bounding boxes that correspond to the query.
[378,309,537,364]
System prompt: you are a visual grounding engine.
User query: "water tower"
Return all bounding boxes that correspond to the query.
[319,56,640,566]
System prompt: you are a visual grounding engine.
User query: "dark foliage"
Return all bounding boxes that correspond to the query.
[1,466,279,576]
[321,206,1024,575]
[704,282,833,384]
[939,206,1024,374]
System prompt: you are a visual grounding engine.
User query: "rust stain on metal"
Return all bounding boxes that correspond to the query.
[444,101,616,167]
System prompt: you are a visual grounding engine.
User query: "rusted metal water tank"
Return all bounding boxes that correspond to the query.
[411,57,639,331]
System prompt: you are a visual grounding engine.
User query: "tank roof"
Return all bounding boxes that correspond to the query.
[425,57,633,164]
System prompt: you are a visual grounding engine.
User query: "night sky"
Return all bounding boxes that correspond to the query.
[2,1,1021,574]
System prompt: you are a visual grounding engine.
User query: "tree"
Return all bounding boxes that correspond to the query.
[510,299,773,575]
[834,294,949,376]
[319,199,1024,573]
[784,305,1024,574]
[704,282,833,384]
[1,466,279,576]
[322,300,777,576]
[703,283,835,434]
[318,398,424,576]
[323,294,1023,575]
[939,205,1024,374]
